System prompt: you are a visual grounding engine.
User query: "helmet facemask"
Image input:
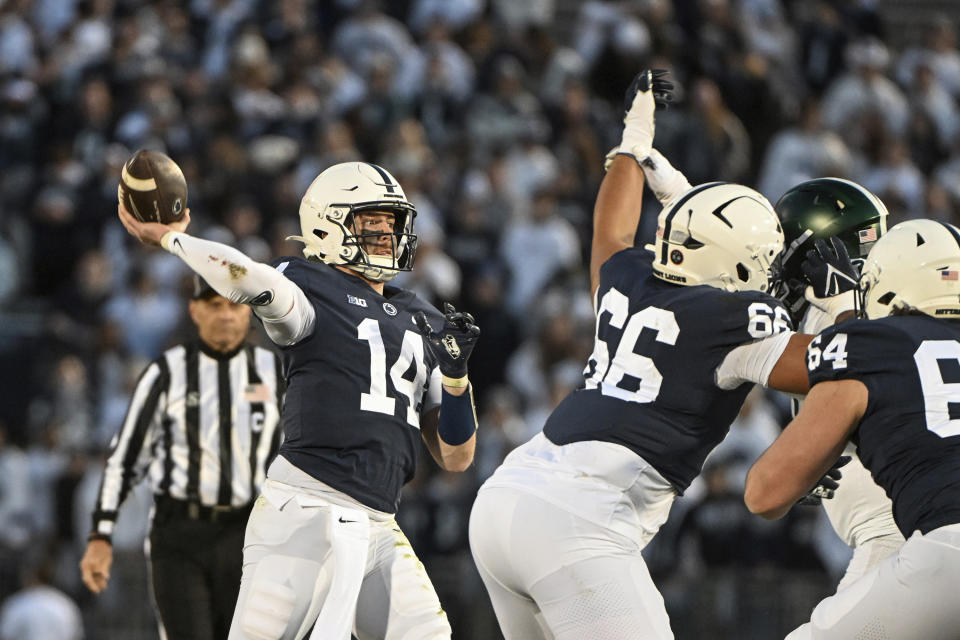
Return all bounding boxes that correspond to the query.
[340,204,418,282]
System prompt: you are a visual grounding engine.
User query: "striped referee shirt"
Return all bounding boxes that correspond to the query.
[91,341,283,539]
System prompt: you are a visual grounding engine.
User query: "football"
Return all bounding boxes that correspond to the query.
[118,149,188,224]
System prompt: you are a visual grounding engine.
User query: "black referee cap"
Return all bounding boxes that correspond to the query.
[191,275,218,300]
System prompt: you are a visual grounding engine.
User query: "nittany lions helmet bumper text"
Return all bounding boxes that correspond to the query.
[289,162,418,282]
[648,182,784,293]
[860,219,960,319]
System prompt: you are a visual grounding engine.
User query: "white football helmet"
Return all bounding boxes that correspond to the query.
[860,219,960,319]
[648,182,784,293]
[288,162,418,282]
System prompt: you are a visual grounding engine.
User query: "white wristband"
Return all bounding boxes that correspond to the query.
[804,288,856,322]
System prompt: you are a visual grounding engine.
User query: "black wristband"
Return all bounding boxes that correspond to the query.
[87,533,112,545]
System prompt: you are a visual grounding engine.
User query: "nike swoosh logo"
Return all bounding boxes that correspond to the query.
[826,264,857,294]
[338,516,356,523]
[173,237,183,253]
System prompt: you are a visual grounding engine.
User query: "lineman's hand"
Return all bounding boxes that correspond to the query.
[801,238,859,320]
[797,455,852,506]
[414,303,480,383]
[619,69,673,161]
[801,237,859,298]
[118,201,191,247]
[80,539,113,593]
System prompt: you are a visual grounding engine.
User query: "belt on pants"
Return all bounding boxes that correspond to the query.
[154,495,252,524]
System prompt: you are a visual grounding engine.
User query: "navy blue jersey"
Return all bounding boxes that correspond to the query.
[543,248,793,492]
[268,257,444,513]
[808,315,960,535]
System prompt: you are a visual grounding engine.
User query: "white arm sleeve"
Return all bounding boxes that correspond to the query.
[715,331,794,389]
[162,231,315,346]
[640,148,693,204]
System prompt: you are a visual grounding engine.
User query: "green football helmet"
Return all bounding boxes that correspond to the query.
[774,178,888,317]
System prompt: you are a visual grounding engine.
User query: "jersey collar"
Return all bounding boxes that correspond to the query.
[196,339,245,361]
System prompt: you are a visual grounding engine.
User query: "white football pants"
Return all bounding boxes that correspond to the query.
[786,523,960,640]
[469,434,677,640]
[834,532,903,592]
[228,478,450,640]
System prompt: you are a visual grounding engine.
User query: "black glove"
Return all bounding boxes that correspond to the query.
[624,68,674,113]
[801,237,859,298]
[797,455,851,506]
[413,303,480,380]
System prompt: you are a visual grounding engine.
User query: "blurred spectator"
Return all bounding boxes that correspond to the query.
[466,56,551,157]
[103,268,183,360]
[492,0,555,31]
[685,76,752,183]
[794,1,850,95]
[896,13,960,99]
[0,554,83,640]
[821,38,910,146]
[393,222,462,306]
[499,188,580,318]
[905,60,960,165]
[0,1,38,76]
[473,387,528,481]
[859,137,926,222]
[504,290,592,413]
[757,99,852,202]
[0,423,31,599]
[331,1,417,80]
[0,234,20,305]
[408,0,484,35]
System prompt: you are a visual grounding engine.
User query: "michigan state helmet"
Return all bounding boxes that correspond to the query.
[649,182,783,293]
[860,219,960,319]
[775,178,888,315]
[288,162,418,282]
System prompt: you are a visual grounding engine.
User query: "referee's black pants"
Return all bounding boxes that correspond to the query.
[149,499,251,640]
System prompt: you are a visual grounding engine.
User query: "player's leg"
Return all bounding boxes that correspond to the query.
[530,546,672,640]
[352,519,451,640]
[469,487,553,640]
[470,485,673,640]
[834,532,902,592]
[473,559,554,640]
[229,481,370,640]
[786,525,960,639]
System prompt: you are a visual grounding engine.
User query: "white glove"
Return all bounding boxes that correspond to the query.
[619,73,657,160]
[804,287,856,322]
[603,146,621,172]
[640,149,692,204]
[617,69,672,161]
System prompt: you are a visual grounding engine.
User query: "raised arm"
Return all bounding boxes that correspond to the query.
[118,204,314,346]
[591,70,673,299]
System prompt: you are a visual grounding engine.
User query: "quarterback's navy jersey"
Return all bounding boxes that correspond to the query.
[808,315,960,535]
[268,257,444,513]
[543,247,793,492]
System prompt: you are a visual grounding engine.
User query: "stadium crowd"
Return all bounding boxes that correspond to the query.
[1,0,960,638]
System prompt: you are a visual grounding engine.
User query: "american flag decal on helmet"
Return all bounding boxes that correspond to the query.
[941,270,958,281]
[858,228,877,243]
